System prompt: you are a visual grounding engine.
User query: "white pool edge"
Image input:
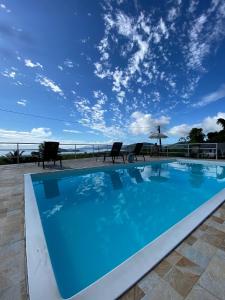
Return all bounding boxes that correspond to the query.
[25,159,225,300]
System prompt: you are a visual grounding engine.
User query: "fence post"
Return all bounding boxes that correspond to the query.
[167,146,168,157]
[74,144,76,159]
[216,143,218,160]
[97,145,99,162]
[17,143,19,164]
[93,145,95,158]
[187,144,190,157]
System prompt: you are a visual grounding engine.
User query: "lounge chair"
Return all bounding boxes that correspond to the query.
[132,143,145,161]
[40,141,62,168]
[103,142,125,164]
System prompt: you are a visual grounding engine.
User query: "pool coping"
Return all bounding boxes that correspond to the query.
[25,158,225,300]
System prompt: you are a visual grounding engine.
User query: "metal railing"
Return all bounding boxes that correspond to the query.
[0,142,113,164]
[165,143,218,160]
[0,142,222,165]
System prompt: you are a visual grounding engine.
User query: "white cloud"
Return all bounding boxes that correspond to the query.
[186,1,225,70]
[24,59,43,69]
[58,65,63,71]
[17,99,27,107]
[36,75,64,96]
[192,84,225,107]
[188,0,199,14]
[64,59,74,68]
[168,124,192,137]
[74,93,125,138]
[2,70,16,79]
[129,111,170,135]
[169,112,225,137]
[92,1,225,116]
[158,18,169,38]
[0,127,52,143]
[0,3,11,13]
[63,129,81,134]
[167,7,179,22]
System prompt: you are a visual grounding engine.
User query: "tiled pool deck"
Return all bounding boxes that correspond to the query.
[1,157,225,300]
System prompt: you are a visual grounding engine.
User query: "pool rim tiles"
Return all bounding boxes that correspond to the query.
[24,158,225,300]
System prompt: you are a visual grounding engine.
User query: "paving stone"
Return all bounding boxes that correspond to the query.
[175,256,203,275]
[176,240,217,269]
[200,226,225,248]
[0,241,25,291]
[142,277,183,300]
[213,208,225,221]
[154,259,172,278]
[164,264,200,297]
[199,252,225,300]
[205,219,225,233]
[185,284,219,300]
[198,223,209,231]
[0,210,24,247]
[138,271,161,295]
[119,285,145,300]
[185,235,197,246]
[165,251,182,265]
[210,215,224,224]
[0,280,26,300]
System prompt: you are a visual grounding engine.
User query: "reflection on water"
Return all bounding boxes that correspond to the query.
[128,168,144,184]
[43,179,60,199]
[188,164,205,188]
[217,166,225,180]
[148,163,169,182]
[108,170,123,190]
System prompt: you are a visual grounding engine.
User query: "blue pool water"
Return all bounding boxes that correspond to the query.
[31,160,225,299]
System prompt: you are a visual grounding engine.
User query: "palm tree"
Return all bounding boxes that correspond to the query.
[6,149,25,163]
[217,118,225,131]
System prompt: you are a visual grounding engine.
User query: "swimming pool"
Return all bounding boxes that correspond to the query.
[25,159,225,300]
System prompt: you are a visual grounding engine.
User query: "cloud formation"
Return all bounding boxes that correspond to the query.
[24,59,43,69]
[36,75,64,96]
[17,99,27,106]
[93,0,225,114]
[0,127,52,143]
[169,112,225,137]
[192,84,225,107]
[129,111,170,135]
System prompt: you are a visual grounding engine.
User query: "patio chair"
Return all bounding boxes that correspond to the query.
[40,142,62,168]
[103,142,125,164]
[132,143,145,161]
[150,143,160,157]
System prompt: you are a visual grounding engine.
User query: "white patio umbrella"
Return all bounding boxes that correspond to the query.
[149,126,168,149]
[148,132,168,139]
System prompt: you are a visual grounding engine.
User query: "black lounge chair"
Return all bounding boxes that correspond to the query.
[40,141,62,168]
[103,142,125,164]
[132,143,145,161]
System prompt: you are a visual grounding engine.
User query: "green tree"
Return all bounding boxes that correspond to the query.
[207,118,225,143]
[188,128,205,143]
[217,118,225,131]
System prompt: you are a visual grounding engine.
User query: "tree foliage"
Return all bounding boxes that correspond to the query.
[188,128,205,143]
[207,118,225,143]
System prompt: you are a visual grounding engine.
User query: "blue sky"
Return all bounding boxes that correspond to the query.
[0,0,225,145]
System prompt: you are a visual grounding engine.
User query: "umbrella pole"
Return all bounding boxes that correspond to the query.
[158,125,162,150]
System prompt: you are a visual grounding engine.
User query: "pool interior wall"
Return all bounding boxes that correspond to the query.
[26,159,225,300]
